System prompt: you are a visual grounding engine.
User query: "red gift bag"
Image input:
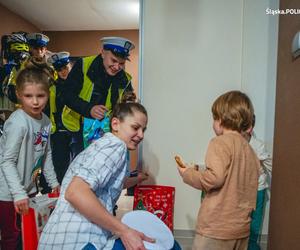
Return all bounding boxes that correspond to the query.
[21,193,59,250]
[133,185,175,231]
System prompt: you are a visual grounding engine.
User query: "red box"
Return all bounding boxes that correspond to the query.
[133,185,175,231]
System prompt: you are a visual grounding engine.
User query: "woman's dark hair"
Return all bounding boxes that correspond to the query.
[110,102,147,129]
[121,91,136,103]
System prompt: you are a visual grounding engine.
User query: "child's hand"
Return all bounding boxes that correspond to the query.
[52,185,61,194]
[193,163,200,171]
[177,164,187,177]
[175,155,187,177]
[175,155,200,177]
[174,155,187,168]
[14,198,29,215]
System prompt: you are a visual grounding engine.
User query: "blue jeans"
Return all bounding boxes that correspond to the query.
[112,238,182,250]
[82,239,182,250]
[82,243,97,250]
[248,189,266,250]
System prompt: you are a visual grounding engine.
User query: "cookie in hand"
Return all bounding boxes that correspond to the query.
[174,155,186,168]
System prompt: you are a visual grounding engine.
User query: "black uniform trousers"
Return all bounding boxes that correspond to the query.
[40,131,72,193]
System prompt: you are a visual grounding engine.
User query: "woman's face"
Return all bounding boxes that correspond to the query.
[111,111,147,150]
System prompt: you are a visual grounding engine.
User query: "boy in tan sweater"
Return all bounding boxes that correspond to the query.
[176,90,260,250]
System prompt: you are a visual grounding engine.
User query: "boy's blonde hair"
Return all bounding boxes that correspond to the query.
[212,90,254,132]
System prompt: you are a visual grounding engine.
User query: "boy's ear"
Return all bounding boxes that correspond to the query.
[111,117,120,132]
[246,126,253,134]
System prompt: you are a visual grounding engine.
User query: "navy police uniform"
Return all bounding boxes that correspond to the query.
[40,52,73,193]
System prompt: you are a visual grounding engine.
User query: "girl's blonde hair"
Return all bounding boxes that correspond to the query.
[212,90,254,132]
[16,57,54,93]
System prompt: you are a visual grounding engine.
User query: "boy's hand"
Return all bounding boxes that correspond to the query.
[177,165,187,177]
[193,164,200,171]
[175,155,188,177]
[14,198,29,215]
[175,155,200,177]
[174,155,187,168]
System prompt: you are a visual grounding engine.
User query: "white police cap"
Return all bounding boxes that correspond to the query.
[101,37,135,59]
[47,51,70,70]
[26,33,49,47]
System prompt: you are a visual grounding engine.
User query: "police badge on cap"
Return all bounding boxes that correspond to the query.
[47,51,70,71]
[26,33,49,47]
[100,37,135,59]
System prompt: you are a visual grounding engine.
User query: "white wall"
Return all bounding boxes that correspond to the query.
[242,0,279,150]
[141,0,278,232]
[241,0,279,235]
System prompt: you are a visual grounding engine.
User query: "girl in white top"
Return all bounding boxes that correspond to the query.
[0,65,59,249]
[39,102,154,250]
[246,121,272,250]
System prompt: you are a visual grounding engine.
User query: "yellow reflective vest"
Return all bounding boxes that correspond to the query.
[62,55,132,132]
[49,85,56,133]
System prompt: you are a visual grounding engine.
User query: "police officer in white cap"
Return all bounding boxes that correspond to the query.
[26,32,49,59]
[48,51,72,80]
[62,36,135,156]
[38,52,74,193]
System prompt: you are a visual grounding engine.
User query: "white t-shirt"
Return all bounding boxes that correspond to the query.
[250,134,272,191]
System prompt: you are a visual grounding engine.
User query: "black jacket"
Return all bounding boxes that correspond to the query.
[62,54,133,118]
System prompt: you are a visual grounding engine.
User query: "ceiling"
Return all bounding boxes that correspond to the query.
[0,0,139,31]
